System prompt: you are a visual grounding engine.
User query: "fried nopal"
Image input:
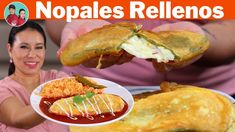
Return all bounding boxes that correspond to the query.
[60,22,209,69]
[71,83,235,132]
[139,30,209,66]
[60,22,139,66]
[49,94,125,116]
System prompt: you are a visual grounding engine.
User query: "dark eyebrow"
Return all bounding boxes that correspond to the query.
[35,43,44,46]
[19,43,44,46]
[19,42,29,45]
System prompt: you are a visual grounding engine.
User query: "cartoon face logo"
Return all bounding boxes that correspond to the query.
[4,2,29,27]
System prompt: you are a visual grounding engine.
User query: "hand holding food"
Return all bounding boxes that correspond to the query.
[59,20,135,68]
[58,20,111,57]
[152,21,206,71]
[60,22,209,71]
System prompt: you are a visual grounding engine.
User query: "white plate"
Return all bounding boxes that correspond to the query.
[30,77,134,127]
[125,86,235,103]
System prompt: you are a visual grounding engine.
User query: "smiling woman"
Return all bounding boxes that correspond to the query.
[7,21,46,76]
[0,21,69,132]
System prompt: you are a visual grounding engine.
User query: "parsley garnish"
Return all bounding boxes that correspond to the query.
[73,95,85,104]
[86,92,94,98]
[73,92,94,104]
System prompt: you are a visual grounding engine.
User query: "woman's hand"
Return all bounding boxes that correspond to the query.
[58,20,111,57]
[152,21,205,71]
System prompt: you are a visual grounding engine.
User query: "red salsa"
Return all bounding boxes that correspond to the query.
[39,97,128,124]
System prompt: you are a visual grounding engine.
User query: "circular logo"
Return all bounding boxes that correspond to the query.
[4,2,29,27]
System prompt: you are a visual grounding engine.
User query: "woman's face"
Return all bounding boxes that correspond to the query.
[8,28,45,75]
[19,10,25,19]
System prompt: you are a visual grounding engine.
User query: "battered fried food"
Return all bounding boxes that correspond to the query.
[60,22,209,71]
[60,22,138,66]
[71,82,235,132]
[49,94,125,117]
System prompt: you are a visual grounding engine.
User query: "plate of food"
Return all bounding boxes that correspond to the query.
[30,75,134,127]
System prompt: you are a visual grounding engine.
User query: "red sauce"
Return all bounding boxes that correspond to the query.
[39,97,128,124]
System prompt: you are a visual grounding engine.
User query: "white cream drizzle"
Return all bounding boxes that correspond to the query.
[82,101,94,120]
[98,94,115,116]
[86,98,99,115]
[43,101,52,106]
[65,99,73,117]
[69,115,78,120]
[52,94,117,121]
[54,102,70,117]
[74,102,85,117]
[106,94,115,116]
[93,96,105,118]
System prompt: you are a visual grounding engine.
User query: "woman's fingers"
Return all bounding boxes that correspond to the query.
[152,21,205,35]
[151,21,205,71]
[58,20,111,58]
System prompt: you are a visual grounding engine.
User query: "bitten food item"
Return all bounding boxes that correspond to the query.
[49,94,125,117]
[60,22,209,70]
[39,77,104,98]
[71,82,235,132]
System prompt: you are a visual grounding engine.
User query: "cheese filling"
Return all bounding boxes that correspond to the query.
[121,35,175,63]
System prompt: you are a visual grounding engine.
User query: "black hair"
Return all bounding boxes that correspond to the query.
[8,21,47,75]
[19,9,25,20]
[8,4,15,9]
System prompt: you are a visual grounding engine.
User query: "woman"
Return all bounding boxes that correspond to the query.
[17,9,26,26]
[0,21,69,131]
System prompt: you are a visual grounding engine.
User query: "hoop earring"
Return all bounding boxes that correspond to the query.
[10,58,13,63]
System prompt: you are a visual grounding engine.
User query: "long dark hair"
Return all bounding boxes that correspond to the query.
[8,21,47,75]
[18,9,25,20]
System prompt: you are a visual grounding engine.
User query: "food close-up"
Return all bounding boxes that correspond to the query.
[71,82,235,132]
[0,2,234,131]
[35,75,130,125]
[60,22,209,71]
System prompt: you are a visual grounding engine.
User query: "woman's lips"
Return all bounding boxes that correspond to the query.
[24,62,38,69]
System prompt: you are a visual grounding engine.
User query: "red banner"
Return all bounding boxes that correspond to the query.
[1,0,234,20]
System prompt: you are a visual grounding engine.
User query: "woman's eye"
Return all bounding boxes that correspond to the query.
[36,46,44,50]
[20,46,28,49]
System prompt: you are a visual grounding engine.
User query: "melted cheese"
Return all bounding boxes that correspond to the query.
[121,35,175,63]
